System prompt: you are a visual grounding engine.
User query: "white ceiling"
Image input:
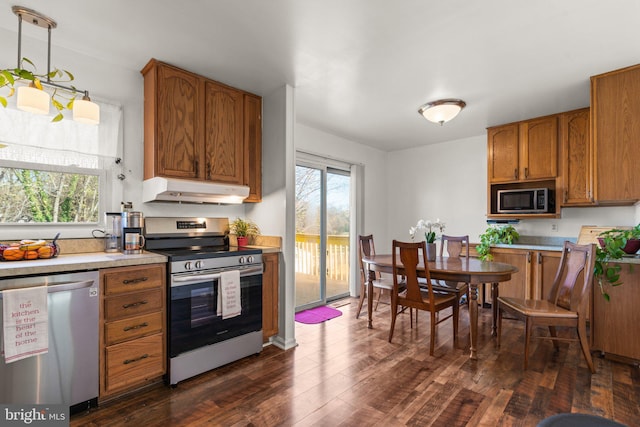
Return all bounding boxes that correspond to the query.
[1,0,639,152]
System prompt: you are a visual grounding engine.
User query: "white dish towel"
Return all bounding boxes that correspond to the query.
[2,286,49,363]
[217,270,242,319]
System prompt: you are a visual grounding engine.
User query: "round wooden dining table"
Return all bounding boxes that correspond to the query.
[362,254,518,360]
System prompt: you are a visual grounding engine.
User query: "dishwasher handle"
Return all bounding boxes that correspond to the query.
[0,279,96,298]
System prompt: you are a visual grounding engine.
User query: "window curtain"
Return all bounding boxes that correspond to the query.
[0,99,122,160]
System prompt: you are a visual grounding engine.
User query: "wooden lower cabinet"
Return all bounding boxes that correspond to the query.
[262,252,279,342]
[478,247,561,303]
[100,263,166,399]
[592,263,640,363]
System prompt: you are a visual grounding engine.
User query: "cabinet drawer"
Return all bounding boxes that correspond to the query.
[105,312,163,345]
[105,288,163,320]
[105,333,164,393]
[104,264,164,295]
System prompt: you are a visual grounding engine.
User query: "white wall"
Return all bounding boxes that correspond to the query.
[387,134,637,244]
[246,85,296,350]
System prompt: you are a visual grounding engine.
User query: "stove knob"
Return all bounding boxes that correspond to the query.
[238,256,246,264]
[247,255,254,263]
[195,261,203,269]
[184,261,192,271]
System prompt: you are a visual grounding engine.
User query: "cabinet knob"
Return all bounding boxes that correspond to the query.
[514,169,518,179]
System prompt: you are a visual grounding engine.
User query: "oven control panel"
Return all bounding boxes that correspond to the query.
[171,253,263,274]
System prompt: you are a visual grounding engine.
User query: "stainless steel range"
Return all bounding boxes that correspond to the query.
[144,217,263,386]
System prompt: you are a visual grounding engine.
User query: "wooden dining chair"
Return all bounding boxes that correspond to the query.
[389,240,459,356]
[355,234,394,319]
[431,234,470,305]
[497,241,596,373]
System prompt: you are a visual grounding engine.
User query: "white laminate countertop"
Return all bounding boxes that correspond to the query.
[0,251,168,278]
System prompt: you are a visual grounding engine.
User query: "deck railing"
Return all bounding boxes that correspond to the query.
[295,233,350,281]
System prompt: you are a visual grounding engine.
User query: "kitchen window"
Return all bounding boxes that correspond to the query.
[0,160,101,224]
[0,101,122,238]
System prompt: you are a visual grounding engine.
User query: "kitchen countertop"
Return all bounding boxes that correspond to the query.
[0,251,168,278]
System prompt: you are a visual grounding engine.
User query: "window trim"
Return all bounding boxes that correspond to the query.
[0,159,111,240]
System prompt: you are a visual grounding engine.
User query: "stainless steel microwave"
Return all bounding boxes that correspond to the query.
[497,188,551,214]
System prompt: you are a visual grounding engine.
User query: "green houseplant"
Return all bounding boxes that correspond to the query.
[229,218,260,246]
[476,225,520,261]
[594,225,640,301]
[1,58,78,122]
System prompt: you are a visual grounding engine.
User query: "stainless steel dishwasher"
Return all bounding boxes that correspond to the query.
[0,270,99,413]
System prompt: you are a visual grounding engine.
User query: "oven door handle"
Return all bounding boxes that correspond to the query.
[171,265,263,287]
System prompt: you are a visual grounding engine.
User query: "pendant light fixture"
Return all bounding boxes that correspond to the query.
[10,6,100,124]
[418,99,466,126]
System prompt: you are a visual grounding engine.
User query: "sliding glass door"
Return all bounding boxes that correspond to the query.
[295,157,351,311]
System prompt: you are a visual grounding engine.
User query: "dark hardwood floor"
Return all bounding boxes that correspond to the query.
[72,298,639,426]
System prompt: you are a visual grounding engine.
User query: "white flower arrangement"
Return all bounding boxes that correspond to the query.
[409,218,446,243]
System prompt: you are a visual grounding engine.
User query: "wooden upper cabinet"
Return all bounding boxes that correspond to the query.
[244,94,262,202]
[141,59,262,200]
[591,64,640,204]
[488,124,519,182]
[204,81,244,184]
[560,108,594,206]
[142,60,203,180]
[487,116,558,183]
[519,116,558,180]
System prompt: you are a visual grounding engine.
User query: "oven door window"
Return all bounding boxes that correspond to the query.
[169,273,262,357]
[190,287,216,328]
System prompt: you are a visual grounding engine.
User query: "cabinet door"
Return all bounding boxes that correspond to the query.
[204,81,244,184]
[262,253,279,342]
[104,333,164,393]
[592,263,640,361]
[155,64,203,179]
[519,116,558,180]
[488,124,519,182]
[592,64,640,203]
[532,250,562,300]
[244,94,262,202]
[490,248,531,300]
[560,108,594,206]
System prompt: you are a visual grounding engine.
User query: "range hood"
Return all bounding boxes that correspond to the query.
[142,177,249,204]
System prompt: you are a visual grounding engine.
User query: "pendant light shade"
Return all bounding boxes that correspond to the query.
[418,99,466,125]
[73,94,100,124]
[8,6,100,124]
[17,85,50,114]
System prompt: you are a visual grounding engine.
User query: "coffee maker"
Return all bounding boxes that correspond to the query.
[121,211,145,254]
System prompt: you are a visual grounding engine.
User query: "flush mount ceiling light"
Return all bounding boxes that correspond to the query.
[3,6,100,124]
[418,99,466,126]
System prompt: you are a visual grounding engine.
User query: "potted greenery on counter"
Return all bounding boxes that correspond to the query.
[229,218,260,247]
[594,225,640,301]
[476,225,520,261]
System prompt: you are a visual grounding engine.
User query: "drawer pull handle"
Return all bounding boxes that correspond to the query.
[123,322,149,332]
[122,277,148,285]
[122,300,148,309]
[123,354,149,365]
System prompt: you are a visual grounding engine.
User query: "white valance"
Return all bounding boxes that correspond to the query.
[0,99,122,158]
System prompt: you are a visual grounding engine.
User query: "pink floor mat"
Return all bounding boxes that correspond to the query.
[295,306,343,324]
